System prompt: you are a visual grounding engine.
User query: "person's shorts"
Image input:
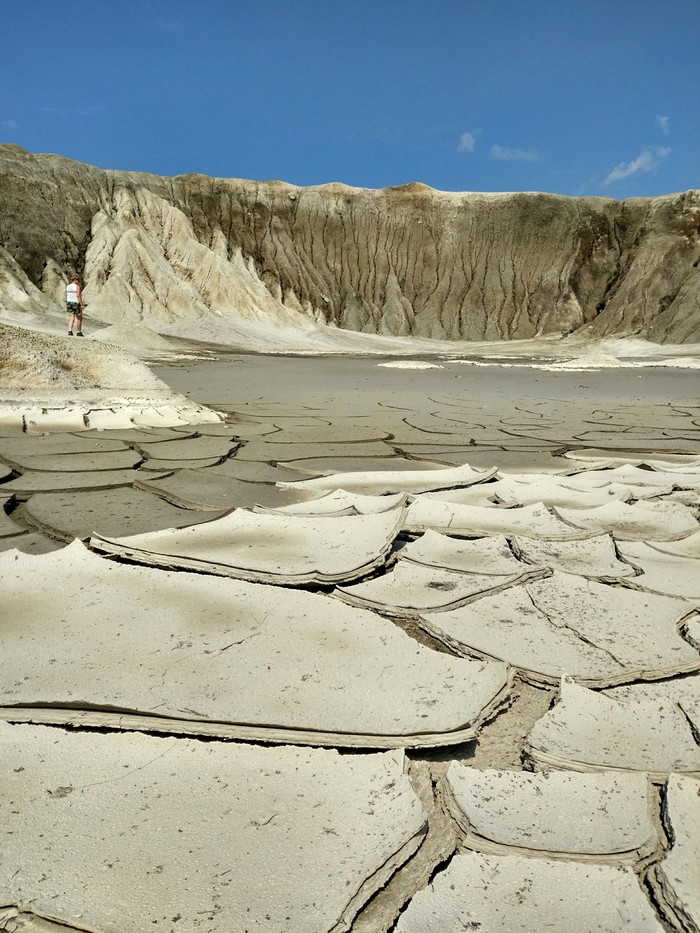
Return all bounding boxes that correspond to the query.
[66,302,82,314]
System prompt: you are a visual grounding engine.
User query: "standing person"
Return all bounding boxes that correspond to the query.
[66,275,84,336]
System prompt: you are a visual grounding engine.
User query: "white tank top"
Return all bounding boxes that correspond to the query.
[66,282,80,302]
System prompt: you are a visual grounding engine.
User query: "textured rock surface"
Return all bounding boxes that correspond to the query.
[1,144,699,343]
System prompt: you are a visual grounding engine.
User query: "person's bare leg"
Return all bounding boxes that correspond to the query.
[76,313,84,336]
[68,312,75,334]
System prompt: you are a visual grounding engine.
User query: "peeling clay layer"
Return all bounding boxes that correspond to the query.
[0,541,511,747]
[0,724,426,933]
[1,359,700,932]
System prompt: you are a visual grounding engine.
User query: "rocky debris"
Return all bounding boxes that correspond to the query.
[0,723,426,932]
[1,145,699,344]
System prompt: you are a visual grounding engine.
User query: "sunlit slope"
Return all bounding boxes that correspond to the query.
[1,144,698,344]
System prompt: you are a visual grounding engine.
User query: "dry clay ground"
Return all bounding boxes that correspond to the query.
[1,356,700,933]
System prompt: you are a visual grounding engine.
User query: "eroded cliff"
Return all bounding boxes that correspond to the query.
[0,144,698,343]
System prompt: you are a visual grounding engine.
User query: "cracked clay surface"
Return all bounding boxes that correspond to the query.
[1,358,699,932]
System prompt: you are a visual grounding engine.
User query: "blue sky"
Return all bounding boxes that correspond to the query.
[2,0,698,197]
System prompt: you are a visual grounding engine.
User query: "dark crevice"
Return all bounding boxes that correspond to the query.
[386,848,458,933]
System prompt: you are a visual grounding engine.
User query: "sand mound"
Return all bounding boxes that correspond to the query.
[0,323,167,396]
[0,323,221,430]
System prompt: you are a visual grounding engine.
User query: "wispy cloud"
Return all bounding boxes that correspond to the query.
[603,146,671,186]
[1,119,18,130]
[457,131,477,153]
[490,145,539,162]
[656,114,670,135]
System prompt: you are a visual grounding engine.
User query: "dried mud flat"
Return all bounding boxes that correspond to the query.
[1,356,699,933]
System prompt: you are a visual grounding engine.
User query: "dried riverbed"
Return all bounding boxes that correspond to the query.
[1,356,699,932]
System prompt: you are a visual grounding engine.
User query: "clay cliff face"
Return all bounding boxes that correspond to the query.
[1,144,698,343]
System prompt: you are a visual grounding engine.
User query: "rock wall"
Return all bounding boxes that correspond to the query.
[1,144,698,343]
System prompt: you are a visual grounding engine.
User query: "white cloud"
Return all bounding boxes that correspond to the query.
[490,145,539,162]
[1,119,18,130]
[656,115,670,135]
[603,146,671,186]
[458,131,476,153]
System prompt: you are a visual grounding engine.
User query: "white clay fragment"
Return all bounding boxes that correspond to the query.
[618,541,700,599]
[0,541,511,747]
[405,500,589,539]
[401,531,526,574]
[336,558,541,616]
[559,463,700,490]
[91,506,406,585]
[256,489,407,515]
[414,485,502,507]
[513,533,637,579]
[647,529,700,559]
[419,572,698,686]
[442,764,657,863]
[487,477,632,509]
[0,498,23,538]
[0,723,425,933]
[554,500,699,541]
[277,462,497,495]
[395,850,663,932]
[526,678,700,779]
